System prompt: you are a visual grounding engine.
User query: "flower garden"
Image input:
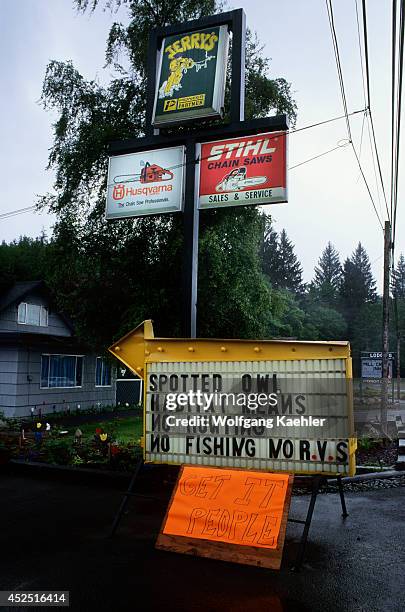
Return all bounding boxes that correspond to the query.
[0,407,143,471]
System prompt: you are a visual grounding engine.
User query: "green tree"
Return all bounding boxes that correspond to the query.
[276,229,303,293]
[392,253,405,299]
[261,216,281,288]
[39,0,297,344]
[198,208,272,338]
[0,235,50,290]
[312,241,342,304]
[340,242,376,311]
[351,301,382,369]
[261,224,302,293]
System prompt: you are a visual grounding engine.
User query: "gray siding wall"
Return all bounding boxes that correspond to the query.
[0,292,72,337]
[0,347,18,417]
[1,346,116,417]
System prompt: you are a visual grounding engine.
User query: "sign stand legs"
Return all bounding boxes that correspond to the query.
[109,458,144,538]
[337,475,349,518]
[289,475,348,571]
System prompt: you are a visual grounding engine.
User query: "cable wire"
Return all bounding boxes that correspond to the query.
[326,0,384,231]
[391,0,397,224]
[288,141,349,170]
[0,206,36,220]
[360,0,391,222]
[392,0,405,248]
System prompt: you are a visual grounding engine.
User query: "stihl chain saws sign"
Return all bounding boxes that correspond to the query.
[105,146,185,219]
[199,132,287,209]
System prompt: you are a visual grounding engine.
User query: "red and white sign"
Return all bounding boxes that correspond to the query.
[198,132,287,209]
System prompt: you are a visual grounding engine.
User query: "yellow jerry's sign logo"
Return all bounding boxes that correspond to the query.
[158,32,219,101]
[164,32,219,60]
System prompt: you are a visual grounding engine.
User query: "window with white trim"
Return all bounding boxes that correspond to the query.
[41,354,83,388]
[95,357,112,387]
[18,302,48,327]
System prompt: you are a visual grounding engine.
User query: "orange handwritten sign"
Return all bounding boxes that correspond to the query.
[162,466,290,549]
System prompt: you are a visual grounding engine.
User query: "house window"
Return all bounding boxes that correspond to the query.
[18,302,48,327]
[95,357,112,387]
[41,355,83,388]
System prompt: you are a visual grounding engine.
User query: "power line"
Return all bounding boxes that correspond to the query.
[0,206,36,220]
[326,0,353,141]
[360,0,391,222]
[366,113,383,221]
[326,0,384,231]
[392,0,405,249]
[288,141,349,170]
[391,0,397,224]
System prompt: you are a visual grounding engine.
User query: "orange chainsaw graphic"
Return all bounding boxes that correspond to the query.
[216,167,268,192]
[113,161,174,184]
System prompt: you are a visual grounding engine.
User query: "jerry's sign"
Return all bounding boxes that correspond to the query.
[152,25,229,126]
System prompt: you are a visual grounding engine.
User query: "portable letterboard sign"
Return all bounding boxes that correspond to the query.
[156,466,294,569]
[199,132,287,209]
[109,320,357,476]
[152,25,229,126]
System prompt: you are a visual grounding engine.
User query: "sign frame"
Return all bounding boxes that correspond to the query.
[108,320,357,477]
[156,465,294,569]
[105,145,186,220]
[198,131,288,210]
[152,24,229,127]
[145,9,246,135]
[143,360,355,476]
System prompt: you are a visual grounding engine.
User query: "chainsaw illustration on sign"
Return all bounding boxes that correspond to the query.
[215,167,268,192]
[113,161,174,185]
[159,52,215,99]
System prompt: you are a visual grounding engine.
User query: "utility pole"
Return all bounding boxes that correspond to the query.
[397,332,401,401]
[394,296,401,402]
[381,221,391,435]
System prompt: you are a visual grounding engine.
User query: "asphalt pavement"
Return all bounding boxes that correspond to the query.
[0,467,404,612]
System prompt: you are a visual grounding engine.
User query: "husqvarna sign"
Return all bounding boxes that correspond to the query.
[106,145,185,219]
[198,132,287,209]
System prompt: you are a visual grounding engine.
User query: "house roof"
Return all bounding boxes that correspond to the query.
[0,281,75,333]
[0,331,85,351]
[0,281,45,313]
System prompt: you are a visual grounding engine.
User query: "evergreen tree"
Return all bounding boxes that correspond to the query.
[340,243,377,332]
[261,225,302,293]
[276,229,303,293]
[261,216,281,287]
[312,242,342,303]
[392,253,405,298]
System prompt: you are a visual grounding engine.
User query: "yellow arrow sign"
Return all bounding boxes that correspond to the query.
[108,320,352,380]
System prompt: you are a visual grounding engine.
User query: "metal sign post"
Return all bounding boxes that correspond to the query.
[183,139,199,336]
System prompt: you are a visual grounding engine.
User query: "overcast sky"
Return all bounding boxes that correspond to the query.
[0,0,403,291]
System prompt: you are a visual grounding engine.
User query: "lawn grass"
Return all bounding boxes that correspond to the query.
[58,415,143,446]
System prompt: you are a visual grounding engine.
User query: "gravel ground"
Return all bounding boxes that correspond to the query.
[292,474,405,496]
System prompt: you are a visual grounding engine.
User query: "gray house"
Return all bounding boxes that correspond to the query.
[0,281,116,417]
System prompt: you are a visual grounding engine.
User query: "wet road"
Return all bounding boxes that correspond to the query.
[0,467,404,611]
